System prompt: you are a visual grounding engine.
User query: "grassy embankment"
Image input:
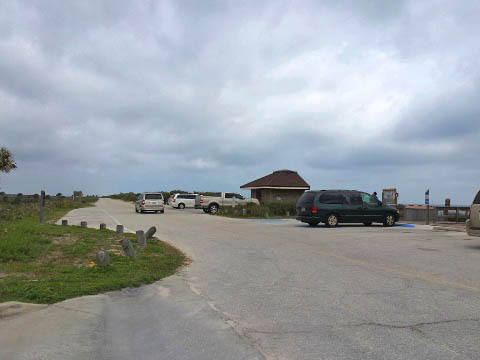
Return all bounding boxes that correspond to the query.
[0,197,185,304]
[217,202,297,218]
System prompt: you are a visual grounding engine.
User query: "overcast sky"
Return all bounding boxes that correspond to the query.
[1,0,479,204]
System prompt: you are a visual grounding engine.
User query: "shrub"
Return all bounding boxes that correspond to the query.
[218,202,296,218]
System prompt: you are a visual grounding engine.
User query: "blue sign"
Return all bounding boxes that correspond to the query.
[425,189,429,205]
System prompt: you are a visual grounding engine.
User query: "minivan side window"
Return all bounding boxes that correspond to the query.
[234,194,244,200]
[361,193,377,205]
[349,192,363,205]
[225,193,234,199]
[177,195,186,199]
[319,192,347,204]
[474,191,480,204]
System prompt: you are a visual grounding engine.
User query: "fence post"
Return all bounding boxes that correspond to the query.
[116,225,124,235]
[136,230,146,246]
[39,190,45,224]
[456,208,459,223]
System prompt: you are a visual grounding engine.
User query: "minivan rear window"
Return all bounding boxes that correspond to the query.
[297,191,317,205]
[474,191,480,204]
[145,194,163,200]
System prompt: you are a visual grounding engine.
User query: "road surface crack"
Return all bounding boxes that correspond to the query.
[51,304,105,319]
[348,318,480,330]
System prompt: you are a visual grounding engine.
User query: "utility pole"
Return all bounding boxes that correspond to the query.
[425,189,430,225]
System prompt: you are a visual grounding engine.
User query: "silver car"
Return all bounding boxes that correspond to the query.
[466,190,480,236]
[135,192,165,214]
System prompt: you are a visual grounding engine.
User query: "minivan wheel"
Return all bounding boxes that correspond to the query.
[383,214,395,227]
[308,221,320,227]
[135,207,139,213]
[363,222,372,226]
[203,208,210,213]
[325,213,339,227]
[208,204,219,214]
[178,203,185,210]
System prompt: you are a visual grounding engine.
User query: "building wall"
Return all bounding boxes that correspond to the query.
[251,188,305,204]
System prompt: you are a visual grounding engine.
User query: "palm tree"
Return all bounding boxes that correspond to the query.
[0,147,17,173]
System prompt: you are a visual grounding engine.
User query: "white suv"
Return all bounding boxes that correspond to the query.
[171,193,198,209]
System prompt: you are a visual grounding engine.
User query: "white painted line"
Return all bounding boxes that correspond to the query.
[98,206,134,234]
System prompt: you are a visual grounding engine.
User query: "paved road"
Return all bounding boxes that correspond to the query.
[2,198,480,359]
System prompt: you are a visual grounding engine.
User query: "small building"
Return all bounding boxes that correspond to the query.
[240,170,310,204]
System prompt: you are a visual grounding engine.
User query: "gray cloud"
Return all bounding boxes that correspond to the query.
[1,0,479,204]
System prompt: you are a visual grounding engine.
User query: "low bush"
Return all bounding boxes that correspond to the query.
[106,192,139,202]
[218,202,296,218]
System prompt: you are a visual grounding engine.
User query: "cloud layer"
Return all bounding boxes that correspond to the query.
[1,0,479,204]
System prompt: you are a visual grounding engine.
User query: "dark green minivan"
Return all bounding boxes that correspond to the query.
[296,190,400,227]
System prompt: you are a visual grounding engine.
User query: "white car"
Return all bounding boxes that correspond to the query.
[171,193,198,209]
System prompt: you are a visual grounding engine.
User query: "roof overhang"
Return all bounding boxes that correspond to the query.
[241,186,310,190]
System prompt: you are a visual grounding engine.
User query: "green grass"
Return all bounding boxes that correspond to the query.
[0,198,186,304]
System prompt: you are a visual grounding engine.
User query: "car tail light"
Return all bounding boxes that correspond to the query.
[141,199,145,205]
[200,199,204,204]
[173,198,176,203]
[311,205,317,214]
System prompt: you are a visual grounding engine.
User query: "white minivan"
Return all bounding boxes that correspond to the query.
[171,194,198,209]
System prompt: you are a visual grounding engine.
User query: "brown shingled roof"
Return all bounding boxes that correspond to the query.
[240,170,310,189]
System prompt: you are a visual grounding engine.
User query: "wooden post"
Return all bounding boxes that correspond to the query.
[116,225,124,235]
[100,223,106,230]
[120,238,136,257]
[39,190,45,224]
[62,219,68,226]
[81,221,87,228]
[456,208,459,223]
[96,250,110,266]
[145,226,156,239]
[136,230,146,246]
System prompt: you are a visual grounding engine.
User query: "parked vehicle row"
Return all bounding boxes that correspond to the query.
[133,189,480,237]
[296,190,400,227]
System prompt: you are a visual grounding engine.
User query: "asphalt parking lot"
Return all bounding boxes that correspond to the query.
[2,198,480,360]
